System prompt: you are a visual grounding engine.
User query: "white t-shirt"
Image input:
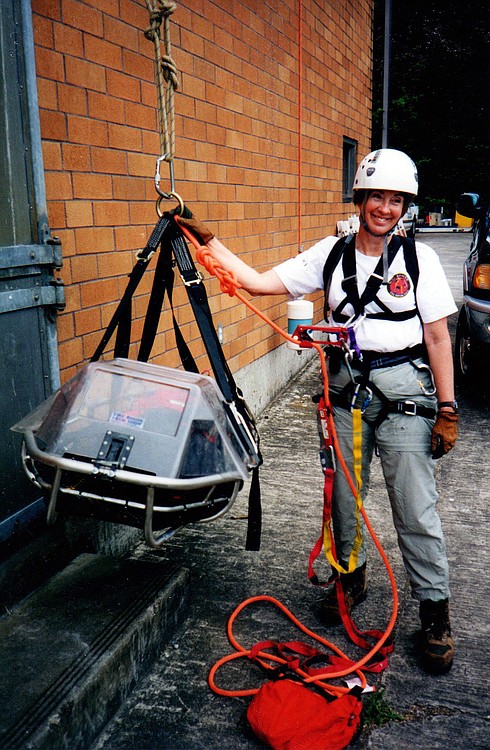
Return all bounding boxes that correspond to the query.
[274,235,457,352]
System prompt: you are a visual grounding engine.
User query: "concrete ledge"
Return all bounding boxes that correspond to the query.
[0,554,190,749]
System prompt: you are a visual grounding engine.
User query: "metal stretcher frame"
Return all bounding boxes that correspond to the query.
[22,430,243,548]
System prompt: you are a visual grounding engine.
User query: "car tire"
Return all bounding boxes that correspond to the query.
[454,308,476,384]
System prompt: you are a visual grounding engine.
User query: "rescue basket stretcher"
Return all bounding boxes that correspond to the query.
[12,358,259,548]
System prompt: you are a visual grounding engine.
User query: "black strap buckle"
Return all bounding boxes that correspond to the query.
[181,269,203,286]
[399,400,417,416]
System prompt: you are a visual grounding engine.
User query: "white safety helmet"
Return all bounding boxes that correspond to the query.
[352,148,418,196]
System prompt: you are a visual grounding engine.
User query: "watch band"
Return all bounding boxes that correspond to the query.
[438,400,458,413]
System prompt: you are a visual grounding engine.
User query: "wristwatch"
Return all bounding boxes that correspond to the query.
[437,400,459,413]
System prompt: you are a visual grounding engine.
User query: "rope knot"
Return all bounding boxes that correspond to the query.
[160,54,179,89]
[144,1,176,38]
[144,22,158,42]
[196,246,241,297]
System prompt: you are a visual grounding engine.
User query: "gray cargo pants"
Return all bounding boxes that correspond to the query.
[323,358,450,602]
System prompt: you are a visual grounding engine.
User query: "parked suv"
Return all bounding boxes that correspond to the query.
[454,193,490,383]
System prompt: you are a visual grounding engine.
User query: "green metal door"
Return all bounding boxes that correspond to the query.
[0,0,64,542]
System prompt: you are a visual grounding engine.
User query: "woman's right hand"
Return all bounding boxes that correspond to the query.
[177,215,215,244]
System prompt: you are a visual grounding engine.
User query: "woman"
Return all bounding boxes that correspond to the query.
[180,149,458,674]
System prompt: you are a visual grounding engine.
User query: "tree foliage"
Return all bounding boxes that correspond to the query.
[373,0,490,211]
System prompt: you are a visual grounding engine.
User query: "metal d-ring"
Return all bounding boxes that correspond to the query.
[156,191,184,218]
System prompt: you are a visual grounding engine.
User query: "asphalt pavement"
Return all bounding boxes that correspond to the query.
[92,232,490,750]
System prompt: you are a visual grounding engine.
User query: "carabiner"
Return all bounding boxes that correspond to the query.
[409,359,437,396]
[344,311,366,331]
[350,383,373,413]
[342,343,356,383]
[155,155,175,198]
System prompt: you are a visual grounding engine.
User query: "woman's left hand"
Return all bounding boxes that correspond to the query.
[431,411,458,458]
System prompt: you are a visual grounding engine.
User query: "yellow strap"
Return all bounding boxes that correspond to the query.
[323,406,363,574]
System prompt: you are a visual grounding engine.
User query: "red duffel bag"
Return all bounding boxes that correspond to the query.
[247,678,362,750]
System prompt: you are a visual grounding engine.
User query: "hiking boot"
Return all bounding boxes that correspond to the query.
[419,598,455,675]
[319,563,367,626]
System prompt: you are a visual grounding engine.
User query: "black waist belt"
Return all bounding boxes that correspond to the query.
[355,344,425,370]
[330,390,435,417]
[386,400,436,419]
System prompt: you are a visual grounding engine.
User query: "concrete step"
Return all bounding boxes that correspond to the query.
[0,553,190,749]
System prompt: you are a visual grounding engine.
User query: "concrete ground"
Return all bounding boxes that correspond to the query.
[91,232,490,750]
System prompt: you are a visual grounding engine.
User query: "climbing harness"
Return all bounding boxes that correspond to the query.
[322,230,437,427]
[328,369,437,431]
[322,233,421,325]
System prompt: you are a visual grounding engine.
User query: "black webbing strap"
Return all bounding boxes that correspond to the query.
[245,462,262,551]
[323,234,352,319]
[170,222,262,444]
[91,213,173,362]
[137,232,198,372]
[168,223,237,402]
[335,238,401,320]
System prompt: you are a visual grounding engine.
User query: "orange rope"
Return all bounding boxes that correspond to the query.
[174,217,399,692]
[208,595,366,698]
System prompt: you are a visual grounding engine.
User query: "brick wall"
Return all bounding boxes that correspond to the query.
[32,0,374,382]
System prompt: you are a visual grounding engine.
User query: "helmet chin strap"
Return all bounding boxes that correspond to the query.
[382,235,389,283]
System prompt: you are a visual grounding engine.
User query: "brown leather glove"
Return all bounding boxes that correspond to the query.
[178,216,215,244]
[431,411,458,459]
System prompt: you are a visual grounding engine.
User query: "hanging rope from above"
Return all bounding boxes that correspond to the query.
[144,0,180,201]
